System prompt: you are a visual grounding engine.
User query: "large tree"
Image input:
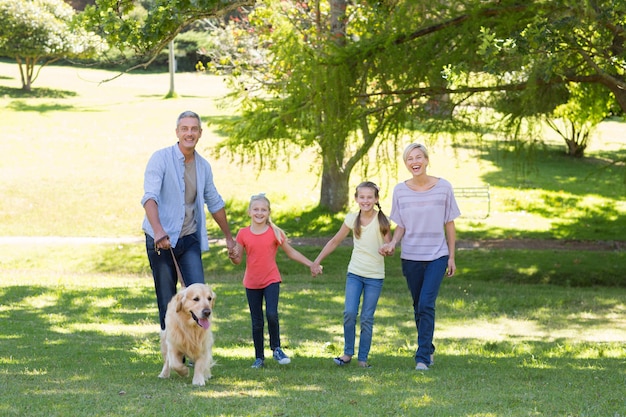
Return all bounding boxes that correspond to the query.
[212,0,625,211]
[0,0,104,91]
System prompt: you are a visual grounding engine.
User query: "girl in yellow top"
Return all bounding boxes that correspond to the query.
[231,194,315,368]
[310,181,391,368]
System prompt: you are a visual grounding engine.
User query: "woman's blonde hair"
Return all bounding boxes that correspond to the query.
[248,194,286,244]
[353,181,391,239]
[402,143,429,162]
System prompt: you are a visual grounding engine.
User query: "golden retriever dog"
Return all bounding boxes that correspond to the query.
[158,283,216,386]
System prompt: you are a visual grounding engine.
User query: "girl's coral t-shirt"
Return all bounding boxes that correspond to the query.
[236,226,282,289]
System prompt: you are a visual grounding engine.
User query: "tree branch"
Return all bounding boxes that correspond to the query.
[392,5,528,46]
[357,74,611,100]
[97,0,255,84]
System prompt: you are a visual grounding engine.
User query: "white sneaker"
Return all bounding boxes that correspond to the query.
[273,347,291,365]
[415,362,429,371]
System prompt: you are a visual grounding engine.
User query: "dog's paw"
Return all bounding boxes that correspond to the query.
[192,377,206,386]
[159,363,171,379]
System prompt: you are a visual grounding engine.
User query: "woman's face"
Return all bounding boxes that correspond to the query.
[405,147,428,176]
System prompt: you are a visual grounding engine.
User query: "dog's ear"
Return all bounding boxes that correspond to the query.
[210,289,216,309]
[175,291,186,313]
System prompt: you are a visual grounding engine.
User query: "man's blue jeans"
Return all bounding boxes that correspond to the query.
[146,233,205,330]
[343,272,384,362]
[401,256,448,366]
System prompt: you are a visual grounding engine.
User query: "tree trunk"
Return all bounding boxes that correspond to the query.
[565,132,587,158]
[612,86,626,115]
[165,40,178,98]
[319,152,350,212]
[329,0,347,45]
[565,139,584,158]
[16,58,31,92]
[318,0,351,212]
[597,75,626,115]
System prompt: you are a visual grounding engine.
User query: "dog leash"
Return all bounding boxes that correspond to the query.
[169,248,186,289]
[155,235,186,288]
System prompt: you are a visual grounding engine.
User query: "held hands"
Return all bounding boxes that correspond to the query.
[225,237,236,252]
[228,242,241,260]
[379,242,395,256]
[310,263,323,277]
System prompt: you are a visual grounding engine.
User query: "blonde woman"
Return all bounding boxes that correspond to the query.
[380,143,460,371]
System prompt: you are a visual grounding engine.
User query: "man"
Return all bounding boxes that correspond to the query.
[141,110,237,331]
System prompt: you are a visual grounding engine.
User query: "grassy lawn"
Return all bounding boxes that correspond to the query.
[1,244,625,417]
[1,61,625,416]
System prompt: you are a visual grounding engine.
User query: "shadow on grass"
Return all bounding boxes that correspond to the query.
[0,86,77,99]
[462,140,625,196]
[450,140,626,241]
[7,100,77,112]
[456,248,626,287]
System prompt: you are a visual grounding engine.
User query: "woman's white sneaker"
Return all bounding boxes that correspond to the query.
[415,362,429,371]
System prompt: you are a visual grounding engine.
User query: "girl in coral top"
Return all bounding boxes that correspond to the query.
[230,194,315,368]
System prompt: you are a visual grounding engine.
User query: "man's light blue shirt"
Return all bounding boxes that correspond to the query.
[141,143,225,251]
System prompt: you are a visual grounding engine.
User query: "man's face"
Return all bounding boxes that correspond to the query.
[176,117,202,152]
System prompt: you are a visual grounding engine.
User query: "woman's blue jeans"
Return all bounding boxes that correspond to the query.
[246,282,281,360]
[401,256,448,366]
[146,233,205,330]
[343,272,384,362]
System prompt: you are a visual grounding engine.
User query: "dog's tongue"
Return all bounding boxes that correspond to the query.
[199,318,210,330]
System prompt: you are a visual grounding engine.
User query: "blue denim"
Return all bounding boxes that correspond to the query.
[343,272,384,362]
[401,256,448,366]
[246,282,281,360]
[146,233,205,330]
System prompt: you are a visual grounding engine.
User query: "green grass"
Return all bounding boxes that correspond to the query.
[1,244,625,417]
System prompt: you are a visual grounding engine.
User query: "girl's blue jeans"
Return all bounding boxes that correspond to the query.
[401,256,448,366]
[246,282,281,360]
[343,272,384,362]
[145,233,205,330]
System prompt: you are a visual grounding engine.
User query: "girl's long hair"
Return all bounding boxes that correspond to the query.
[353,181,391,239]
[249,194,286,244]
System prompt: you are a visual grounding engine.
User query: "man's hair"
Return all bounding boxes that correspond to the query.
[176,111,202,129]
